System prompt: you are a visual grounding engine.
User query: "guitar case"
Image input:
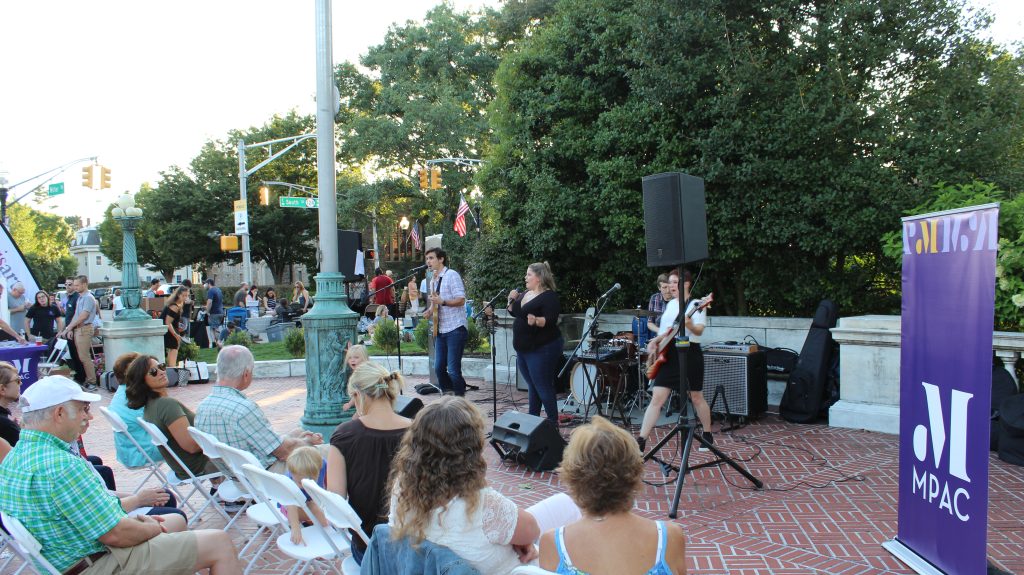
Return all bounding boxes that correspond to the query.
[998,393,1024,466]
[780,299,839,424]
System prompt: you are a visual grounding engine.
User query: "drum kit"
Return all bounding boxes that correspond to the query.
[564,308,664,425]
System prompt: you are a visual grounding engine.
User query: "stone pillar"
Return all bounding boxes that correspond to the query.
[829,315,901,434]
[300,272,358,438]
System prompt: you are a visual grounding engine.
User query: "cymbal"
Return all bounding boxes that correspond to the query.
[618,309,658,317]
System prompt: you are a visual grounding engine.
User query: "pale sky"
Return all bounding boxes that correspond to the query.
[0,0,1019,227]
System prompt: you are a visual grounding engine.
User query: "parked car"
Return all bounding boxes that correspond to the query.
[91,287,113,310]
[156,283,182,296]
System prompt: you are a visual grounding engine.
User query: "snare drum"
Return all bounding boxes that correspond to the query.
[607,337,637,360]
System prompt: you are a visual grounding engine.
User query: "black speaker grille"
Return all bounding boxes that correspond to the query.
[642,172,708,266]
[701,351,767,417]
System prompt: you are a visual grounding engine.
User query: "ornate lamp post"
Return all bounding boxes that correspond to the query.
[110,193,149,321]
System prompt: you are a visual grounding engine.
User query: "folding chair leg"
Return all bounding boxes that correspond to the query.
[243,527,279,575]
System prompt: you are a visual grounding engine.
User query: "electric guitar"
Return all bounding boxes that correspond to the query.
[645,293,714,379]
[430,276,441,338]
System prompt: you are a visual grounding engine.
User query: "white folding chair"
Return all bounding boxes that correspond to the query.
[36,339,69,378]
[135,417,226,526]
[242,464,351,575]
[0,512,61,575]
[511,567,558,575]
[215,443,285,574]
[301,480,367,575]
[186,427,253,533]
[97,406,183,498]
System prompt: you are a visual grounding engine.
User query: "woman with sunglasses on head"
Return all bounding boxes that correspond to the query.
[125,355,214,479]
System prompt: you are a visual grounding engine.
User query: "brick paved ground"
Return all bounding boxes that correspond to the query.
[5,373,1023,574]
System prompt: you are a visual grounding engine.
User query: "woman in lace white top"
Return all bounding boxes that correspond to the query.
[389,396,540,574]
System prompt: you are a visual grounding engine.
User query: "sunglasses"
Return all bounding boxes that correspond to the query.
[148,363,168,376]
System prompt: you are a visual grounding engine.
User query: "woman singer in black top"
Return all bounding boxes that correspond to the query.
[507,262,563,425]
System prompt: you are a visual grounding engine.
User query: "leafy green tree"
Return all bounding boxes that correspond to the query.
[334,4,508,265]
[7,203,78,290]
[480,0,1024,315]
[189,112,320,283]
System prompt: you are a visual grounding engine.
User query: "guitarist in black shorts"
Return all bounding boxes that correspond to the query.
[637,268,713,452]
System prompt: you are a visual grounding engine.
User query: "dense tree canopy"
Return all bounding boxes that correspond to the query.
[474,0,1024,315]
[8,204,77,291]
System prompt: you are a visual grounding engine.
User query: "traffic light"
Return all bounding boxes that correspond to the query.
[430,166,442,190]
[259,186,270,206]
[418,168,428,190]
[99,167,112,189]
[220,235,239,251]
[82,165,94,189]
[365,249,376,260]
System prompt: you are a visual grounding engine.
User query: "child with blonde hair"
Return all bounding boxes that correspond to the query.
[285,445,329,545]
[341,344,370,413]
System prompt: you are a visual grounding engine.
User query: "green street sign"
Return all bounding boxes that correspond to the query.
[47,182,65,197]
[279,196,319,209]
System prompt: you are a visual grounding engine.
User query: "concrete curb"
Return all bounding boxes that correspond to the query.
[205,355,515,383]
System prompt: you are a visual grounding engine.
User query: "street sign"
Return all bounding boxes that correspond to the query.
[234,211,249,234]
[234,199,246,212]
[47,183,64,197]
[279,196,319,209]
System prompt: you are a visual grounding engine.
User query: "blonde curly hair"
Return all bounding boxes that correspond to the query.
[389,396,487,544]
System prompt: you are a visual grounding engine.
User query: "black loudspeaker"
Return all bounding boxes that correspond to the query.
[701,350,767,418]
[393,395,424,419]
[998,394,1024,466]
[490,411,565,472]
[337,230,363,278]
[642,172,708,266]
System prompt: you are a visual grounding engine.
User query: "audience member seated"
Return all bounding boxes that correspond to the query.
[284,446,329,545]
[0,361,22,448]
[196,345,328,472]
[107,352,163,467]
[126,355,216,479]
[0,375,242,575]
[328,362,412,564]
[367,305,391,339]
[389,396,540,574]
[539,416,686,575]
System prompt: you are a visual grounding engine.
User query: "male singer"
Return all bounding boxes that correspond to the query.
[423,248,468,396]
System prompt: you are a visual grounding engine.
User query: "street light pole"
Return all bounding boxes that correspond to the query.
[237,141,252,284]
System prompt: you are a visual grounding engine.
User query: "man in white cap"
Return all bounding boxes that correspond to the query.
[0,376,243,575]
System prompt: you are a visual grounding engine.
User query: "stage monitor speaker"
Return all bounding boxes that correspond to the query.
[393,395,424,419]
[642,172,708,266]
[701,350,767,419]
[490,411,565,472]
[337,230,363,278]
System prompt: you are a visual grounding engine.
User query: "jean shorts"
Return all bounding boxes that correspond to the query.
[208,313,224,328]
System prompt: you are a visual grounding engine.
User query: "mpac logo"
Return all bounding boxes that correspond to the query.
[902,210,998,256]
[911,381,974,521]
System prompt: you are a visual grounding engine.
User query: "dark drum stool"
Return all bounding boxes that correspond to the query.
[998,394,1024,467]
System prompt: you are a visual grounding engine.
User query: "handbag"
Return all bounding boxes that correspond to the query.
[183,360,210,384]
[166,367,190,387]
[196,309,208,323]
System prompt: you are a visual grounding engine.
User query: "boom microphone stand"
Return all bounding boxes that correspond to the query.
[475,289,506,424]
[364,265,426,372]
[643,339,763,519]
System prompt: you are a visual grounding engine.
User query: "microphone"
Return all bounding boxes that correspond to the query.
[599,283,621,300]
[409,264,428,272]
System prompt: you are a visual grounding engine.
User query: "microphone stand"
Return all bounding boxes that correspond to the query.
[476,289,506,424]
[558,292,614,423]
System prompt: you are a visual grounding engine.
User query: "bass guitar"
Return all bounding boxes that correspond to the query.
[645,293,713,379]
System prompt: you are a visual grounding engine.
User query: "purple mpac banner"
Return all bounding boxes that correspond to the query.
[885,204,998,575]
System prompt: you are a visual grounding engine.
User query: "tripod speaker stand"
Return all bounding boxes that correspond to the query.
[643,340,763,518]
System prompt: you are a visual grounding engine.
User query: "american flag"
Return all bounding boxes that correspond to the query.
[409,221,421,250]
[454,195,470,237]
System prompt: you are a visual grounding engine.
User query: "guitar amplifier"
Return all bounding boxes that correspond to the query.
[701,350,767,418]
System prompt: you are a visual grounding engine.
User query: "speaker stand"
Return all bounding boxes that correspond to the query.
[643,341,762,519]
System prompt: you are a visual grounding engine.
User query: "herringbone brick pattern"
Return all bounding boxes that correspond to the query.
[5,373,1022,574]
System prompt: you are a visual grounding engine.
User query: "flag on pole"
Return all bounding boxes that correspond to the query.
[454,195,470,237]
[410,221,421,250]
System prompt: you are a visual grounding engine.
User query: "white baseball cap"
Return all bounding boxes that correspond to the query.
[19,376,101,413]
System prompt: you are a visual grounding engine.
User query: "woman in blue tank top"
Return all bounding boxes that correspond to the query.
[539,417,687,575]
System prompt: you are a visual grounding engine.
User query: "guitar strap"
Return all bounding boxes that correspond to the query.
[432,272,444,330]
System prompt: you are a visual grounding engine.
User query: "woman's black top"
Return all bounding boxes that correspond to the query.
[0,405,21,446]
[509,290,561,353]
[25,304,61,339]
[160,306,182,349]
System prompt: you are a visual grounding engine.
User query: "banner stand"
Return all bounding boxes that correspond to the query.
[883,540,945,575]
